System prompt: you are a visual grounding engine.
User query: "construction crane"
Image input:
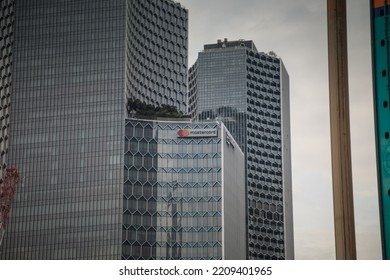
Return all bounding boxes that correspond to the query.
[0,168,20,248]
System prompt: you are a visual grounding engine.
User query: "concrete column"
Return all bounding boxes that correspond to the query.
[327,0,357,260]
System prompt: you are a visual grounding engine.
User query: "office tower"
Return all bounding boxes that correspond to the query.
[189,39,294,260]
[1,0,188,259]
[122,119,246,260]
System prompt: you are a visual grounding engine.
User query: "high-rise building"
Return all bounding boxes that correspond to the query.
[0,0,188,259]
[123,118,246,260]
[189,39,294,260]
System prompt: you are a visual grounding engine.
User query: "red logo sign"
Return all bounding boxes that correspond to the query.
[177,129,190,137]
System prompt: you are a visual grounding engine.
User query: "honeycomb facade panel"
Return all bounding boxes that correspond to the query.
[126,0,188,114]
[0,0,14,182]
[123,119,246,260]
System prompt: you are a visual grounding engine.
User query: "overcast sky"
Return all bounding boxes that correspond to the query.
[178,0,382,260]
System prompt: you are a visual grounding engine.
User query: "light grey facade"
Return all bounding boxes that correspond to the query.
[123,119,246,260]
[1,0,188,259]
[280,62,294,260]
[189,39,294,260]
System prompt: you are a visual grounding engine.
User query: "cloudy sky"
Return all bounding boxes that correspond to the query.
[178,0,382,259]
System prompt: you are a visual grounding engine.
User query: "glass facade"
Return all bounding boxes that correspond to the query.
[190,39,293,260]
[0,0,188,260]
[194,46,247,149]
[1,0,126,259]
[123,119,246,260]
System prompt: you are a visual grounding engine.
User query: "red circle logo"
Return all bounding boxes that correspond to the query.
[177,129,190,137]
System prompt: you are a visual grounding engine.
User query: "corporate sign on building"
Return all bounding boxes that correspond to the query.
[177,129,218,138]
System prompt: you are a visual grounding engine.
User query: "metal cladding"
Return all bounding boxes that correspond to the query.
[127,0,188,114]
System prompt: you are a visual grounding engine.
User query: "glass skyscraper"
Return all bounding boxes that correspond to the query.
[0,0,188,259]
[122,119,246,260]
[189,39,294,260]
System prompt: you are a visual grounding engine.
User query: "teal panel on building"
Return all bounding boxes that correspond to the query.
[371,0,390,260]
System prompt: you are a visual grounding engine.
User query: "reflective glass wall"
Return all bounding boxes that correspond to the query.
[193,46,248,150]
[1,0,125,259]
[1,0,189,260]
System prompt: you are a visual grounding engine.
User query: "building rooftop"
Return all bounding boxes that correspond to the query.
[204,38,258,52]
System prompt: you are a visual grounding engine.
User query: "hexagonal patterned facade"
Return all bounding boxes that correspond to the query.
[123,119,246,260]
[0,0,13,183]
[127,0,188,114]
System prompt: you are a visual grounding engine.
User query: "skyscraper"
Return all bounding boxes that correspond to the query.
[0,0,188,259]
[189,39,294,260]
